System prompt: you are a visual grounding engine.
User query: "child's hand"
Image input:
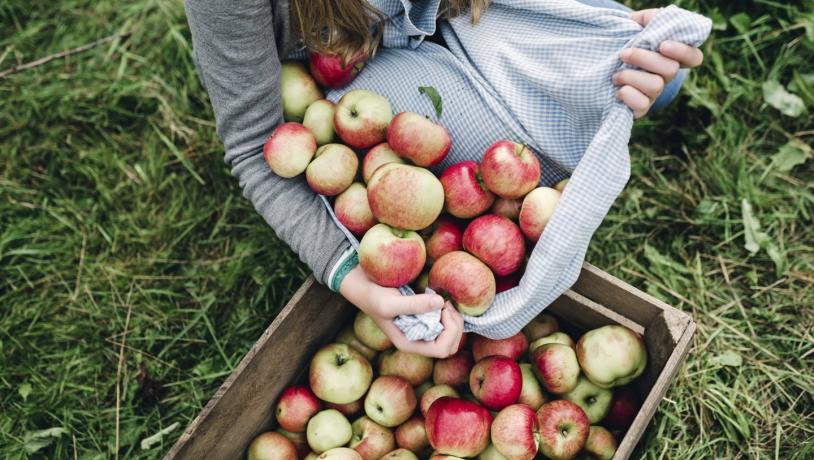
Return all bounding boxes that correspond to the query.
[614,9,705,118]
[340,266,465,358]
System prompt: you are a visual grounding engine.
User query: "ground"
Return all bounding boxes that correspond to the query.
[1,0,812,458]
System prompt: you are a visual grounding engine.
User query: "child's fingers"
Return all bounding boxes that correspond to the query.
[620,48,680,83]
[444,306,465,356]
[660,41,704,68]
[388,292,445,316]
[613,70,664,102]
[616,85,651,119]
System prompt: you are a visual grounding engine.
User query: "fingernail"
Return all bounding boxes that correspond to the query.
[661,41,675,53]
[431,296,444,309]
[620,48,632,60]
[612,73,620,84]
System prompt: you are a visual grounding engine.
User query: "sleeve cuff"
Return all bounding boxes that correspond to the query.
[328,247,359,292]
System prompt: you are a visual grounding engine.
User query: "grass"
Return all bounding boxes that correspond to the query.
[0,0,812,458]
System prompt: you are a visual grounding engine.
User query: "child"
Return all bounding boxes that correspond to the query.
[183,0,703,358]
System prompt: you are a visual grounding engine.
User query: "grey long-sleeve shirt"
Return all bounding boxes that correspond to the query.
[184,0,353,285]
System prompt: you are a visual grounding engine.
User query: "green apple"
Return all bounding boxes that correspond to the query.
[561,375,612,424]
[380,448,419,460]
[477,444,507,460]
[309,343,373,404]
[303,99,336,145]
[317,447,363,460]
[528,332,574,354]
[518,363,547,410]
[353,311,392,351]
[248,432,297,460]
[281,61,323,122]
[306,409,352,453]
[576,325,647,388]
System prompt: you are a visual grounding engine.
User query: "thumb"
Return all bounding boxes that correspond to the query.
[630,8,660,27]
[390,293,445,316]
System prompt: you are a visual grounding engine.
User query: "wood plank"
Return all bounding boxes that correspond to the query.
[548,290,645,335]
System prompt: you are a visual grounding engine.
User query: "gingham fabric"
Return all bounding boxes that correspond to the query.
[317,0,712,340]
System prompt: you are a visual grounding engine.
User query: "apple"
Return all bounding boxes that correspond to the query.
[317,447,364,460]
[309,343,373,404]
[420,384,460,417]
[469,356,522,411]
[495,272,521,293]
[478,444,508,460]
[491,404,540,460]
[362,143,404,183]
[275,385,322,432]
[582,426,617,460]
[535,400,589,460]
[433,351,474,388]
[528,332,575,353]
[248,432,298,460]
[326,399,364,419]
[518,187,561,242]
[561,376,612,424]
[424,217,464,264]
[429,251,496,316]
[306,453,320,460]
[281,61,323,122]
[307,409,353,453]
[378,350,433,386]
[336,325,378,361]
[462,214,525,276]
[531,343,580,395]
[439,161,495,219]
[413,270,429,294]
[303,99,337,145]
[518,363,547,410]
[554,178,569,193]
[471,331,528,361]
[335,89,393,149]
[426,397,492,457]
[349,416,395,460]
[601,386,640,430]
[306,143,358,196]
[309,50,367,89]
[364,376,417,427]
[490,198,522,221]
[575,325,647,388]
[387,112,451,167]
[353,311,393,352]
[522,314,560,342]
[480,140,541,199]
[395,415,429,452]
[263,122,317,178]
[358,224,425,287]
[335,183,377,236]
[277,429,311,459]
[430,455,466,460]
[381,449,419,460]
[367,163,444,230]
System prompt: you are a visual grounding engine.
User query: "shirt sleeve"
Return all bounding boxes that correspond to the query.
[183,0,354,286]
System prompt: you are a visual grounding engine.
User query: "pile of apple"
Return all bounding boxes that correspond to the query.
[265,60,568,315]
[247,311,647,460]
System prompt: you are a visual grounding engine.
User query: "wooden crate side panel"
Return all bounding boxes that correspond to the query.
[548,290,645,335]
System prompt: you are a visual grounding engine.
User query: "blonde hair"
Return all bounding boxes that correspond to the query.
[291,0,491,61]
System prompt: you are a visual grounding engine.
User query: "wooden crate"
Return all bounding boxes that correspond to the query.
[164,263,695,460]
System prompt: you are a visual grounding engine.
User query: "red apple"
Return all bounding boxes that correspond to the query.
[336,326,378,362]
[263,122,317,178]
[472,331,528,362]
[378,350,433,387]
[518,187,561,242]
[491,404,539,460]
[335,183,377,236]
[429,251,496,316]
[353,311,393,352]
[424,217,464,264]
[426,397,492,457]
[522,314,560,342]
[395,416,429,452]
[531,343,580,395]
[433,351,474,388]
[463,215,525,276]
[495,272,521,293]
[535,400,589,460]
[518,363,547,410]
[362,143,405,183]
[303,99,337,146]
[490,198,521,221]
[387,112,451,167]
[277,429,311,459]
[469,356,522,411]
[309,50,367,89]
[439,161,495,219]
[306,143,358,196]
[359,223,426,287]
[601,386,640,430]
[310,344,373,404]
[582,426,617,460]
[364,376,417,427]
[248,431,298,460]
[335,89,393,149]
[349,416,395,460]
[480,141,541,199]
[276,385,322,432]
[326,399,364,419]
[367,163,444,230]
[281,61,323,122]
[575,325,647,388]
[420,384,460,417]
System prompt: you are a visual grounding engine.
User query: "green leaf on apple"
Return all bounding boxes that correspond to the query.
[419,86,443,118]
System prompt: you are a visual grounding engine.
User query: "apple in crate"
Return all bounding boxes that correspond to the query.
[469,356,522,411]
[491,197,521,221]
[277,429,310,458]
[480,140,541,199]
[335,89,393,149]
[518,363,547,410]
[495,272,521,293]
[275,385,322,432]
[362,143,404,183]
[381,449,419,460]
[582,426,617,460]
[576,325,647,388]
[353,311,393,352]
[523,313,559,342]
[424,217,464,264]
[281,61,323,122]
[317,447,364,460]
[303,99,337,146]
[387,112,451,167]
[248,432,298,460]
[395,415,429,452]
[263,122,317,178]
[472,331,528,362]
[463,214,525,276]
[433,351,474,388]
[602,386,641,430]
[364,376,417,427]
[420,384,460,417]
[531,343,580,395]
[519,187,561,242]
[491,404,540,460]
[326,399,364,419]
[478,444,508,460]
[348,416,395,460]
[429,251,495,316]
[528,332,574,353]
[306,143,358,196]
[307,409,353,453]
[562,376,612,424]
[336,325,378,361]
[430,455,466,460]
[440,161,495,218]
[359,224,426,287]
[367,163,444,230]
[309,343,373,404]
[334,183,377,236]
[378,349,433,386]
[535,400,589,460]
[309,51,367,89]
[427,397,492,457]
